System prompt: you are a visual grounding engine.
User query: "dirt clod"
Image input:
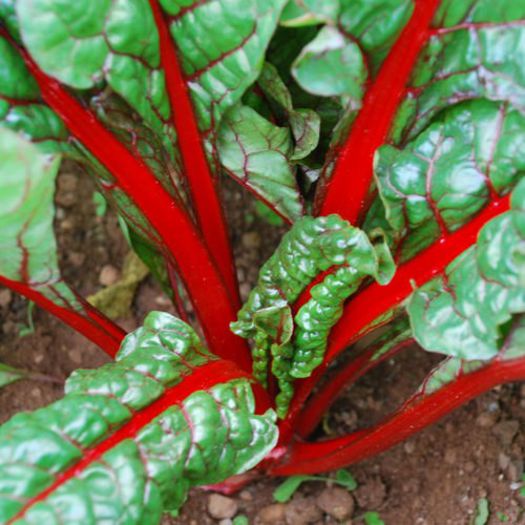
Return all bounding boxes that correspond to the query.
[492,420,520,446]
[284,496,323,525]
[354,476,386,510]
[316,487,355,521]
[207,494,238,520]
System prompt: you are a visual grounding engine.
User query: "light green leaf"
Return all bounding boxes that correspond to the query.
[218,104,304,222]
[376,100,525,260]
[273,475,310,502]
[339,0,414,71]
[473,498,490,525]
[161,0,287,133]
[280,0,339,27]
[0,363,26,388]
[257,62,321,161]
[292,26,367,108]
[17,0,171,137]
[408,179,525,360]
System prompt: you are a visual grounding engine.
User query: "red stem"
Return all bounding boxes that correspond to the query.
[294,339,414,439]
[0,277,124,357]
[284,195,510,430]
[315,0,442,221]
[271,355,525,475]
[149,0,240,307]
[15,42,251,369]
[8,359,268,523]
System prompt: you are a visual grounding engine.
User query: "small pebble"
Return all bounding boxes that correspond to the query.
[475,411,499,428]
[242,232,261,249]
[354,476,386,510]
[256,503,286,524]
[68,347,83,365]
[239,490,253,501]
[207,494,238,520]
[99,265,120,287]
[404,440,416,454]
[316,487,355,521]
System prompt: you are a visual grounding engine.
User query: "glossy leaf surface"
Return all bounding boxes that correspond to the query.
[0,312,277,524]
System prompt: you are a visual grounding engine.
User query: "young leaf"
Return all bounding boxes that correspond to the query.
[257,62,321,161]
[0,312,278,523]
[334,469,358,490]
[473,498,490,525]
[363,511,385,525]
[0,363,26,388]
[292,26,367,108]
[233,214,394,416]
[218,104,304,222]
[273,475,310,503]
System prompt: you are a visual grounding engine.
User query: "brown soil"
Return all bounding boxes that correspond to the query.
[0,172,524,525]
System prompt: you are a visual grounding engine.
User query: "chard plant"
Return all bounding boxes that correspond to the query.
[1,0,525,522]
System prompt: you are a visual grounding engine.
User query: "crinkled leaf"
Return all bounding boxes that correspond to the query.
[392,2,525,143]
[0,312,278,523]
[408,179,525,360]
[233,215,394,416]
[280,0,339,27]
[376,100,525,260]
[218,104,304,221]
[160,0,287,133]
[292,26,367,109]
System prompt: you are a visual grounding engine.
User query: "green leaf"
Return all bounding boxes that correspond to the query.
[233,515,250,525]
[17,0,172,137]
[376,100,525,260]
[473,498,490,525]
[233,214,394,416]
[0,363,26,388]
[364,511,385,525]
[0,127,83,310]
[280,0,339,27]
[292,26,367,108]
[334,469,358,490]
[273,475,310,502]
[254,201,285,226]
[339,0,414,71]
[0,36,71,155]
[392,3,525,143]
[258,62,321,161]
[161,0,287,133]
[408,179,525,360]
[218,104,304,222]
[0,312,278,523]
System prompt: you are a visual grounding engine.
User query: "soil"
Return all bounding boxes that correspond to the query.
[0,171,524,525]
